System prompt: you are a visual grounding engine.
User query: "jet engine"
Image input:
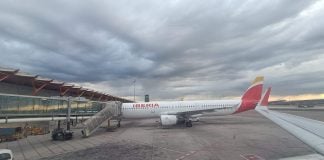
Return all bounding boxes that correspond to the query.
[160,115,178,126]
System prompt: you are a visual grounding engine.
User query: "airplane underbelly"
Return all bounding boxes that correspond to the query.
[202,109,235,116]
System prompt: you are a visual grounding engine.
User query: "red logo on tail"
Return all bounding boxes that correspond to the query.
[234,77,264,113]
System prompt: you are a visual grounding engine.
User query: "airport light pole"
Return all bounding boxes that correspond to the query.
[67,97,71,131]
[133,79,136,102]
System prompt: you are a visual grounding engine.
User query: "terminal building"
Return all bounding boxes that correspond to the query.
[0,67,131,121]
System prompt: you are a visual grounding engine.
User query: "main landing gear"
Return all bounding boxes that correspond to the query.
[117,120,121,128]
[185,120,192,127]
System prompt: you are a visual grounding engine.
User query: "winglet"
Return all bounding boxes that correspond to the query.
[259,87,271,106]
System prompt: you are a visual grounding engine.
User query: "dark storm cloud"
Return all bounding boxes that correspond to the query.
[0,0,323,100]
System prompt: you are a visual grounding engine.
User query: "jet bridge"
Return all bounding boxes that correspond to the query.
[81,101,122,137]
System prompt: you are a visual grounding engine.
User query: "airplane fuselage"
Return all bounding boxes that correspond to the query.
[121,100,241,119]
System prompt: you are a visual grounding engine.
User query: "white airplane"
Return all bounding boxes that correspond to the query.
[256,88,324,159]
[121,76,264,127]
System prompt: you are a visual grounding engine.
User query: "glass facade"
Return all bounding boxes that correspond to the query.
[0,94,105,117]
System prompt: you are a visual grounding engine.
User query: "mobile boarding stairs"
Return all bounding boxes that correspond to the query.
[81,101,122,137]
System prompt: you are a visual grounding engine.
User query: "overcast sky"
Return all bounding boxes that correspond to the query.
[1,0,324,101]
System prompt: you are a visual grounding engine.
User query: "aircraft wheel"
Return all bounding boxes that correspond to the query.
[117,120,121,128]
[185,120,192,127]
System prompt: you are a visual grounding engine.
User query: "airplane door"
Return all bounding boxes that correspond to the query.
[150,108,155,114]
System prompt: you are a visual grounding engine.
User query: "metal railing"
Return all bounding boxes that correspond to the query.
[81,101,122,137]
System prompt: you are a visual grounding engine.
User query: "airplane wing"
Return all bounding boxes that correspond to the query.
[256,106,324,155]
[256,87,324,157]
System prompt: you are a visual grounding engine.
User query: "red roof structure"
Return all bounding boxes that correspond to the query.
[0,67,132,103]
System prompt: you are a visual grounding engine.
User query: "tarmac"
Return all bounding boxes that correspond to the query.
[1,109,323,160]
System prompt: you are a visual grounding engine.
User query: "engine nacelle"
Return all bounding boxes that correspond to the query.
[190,117,200,122]
[160,115,178,126]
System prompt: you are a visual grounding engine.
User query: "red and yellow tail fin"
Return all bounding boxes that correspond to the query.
[234,76,264,113]
[241,76,264,101]
[260,87,271,106]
